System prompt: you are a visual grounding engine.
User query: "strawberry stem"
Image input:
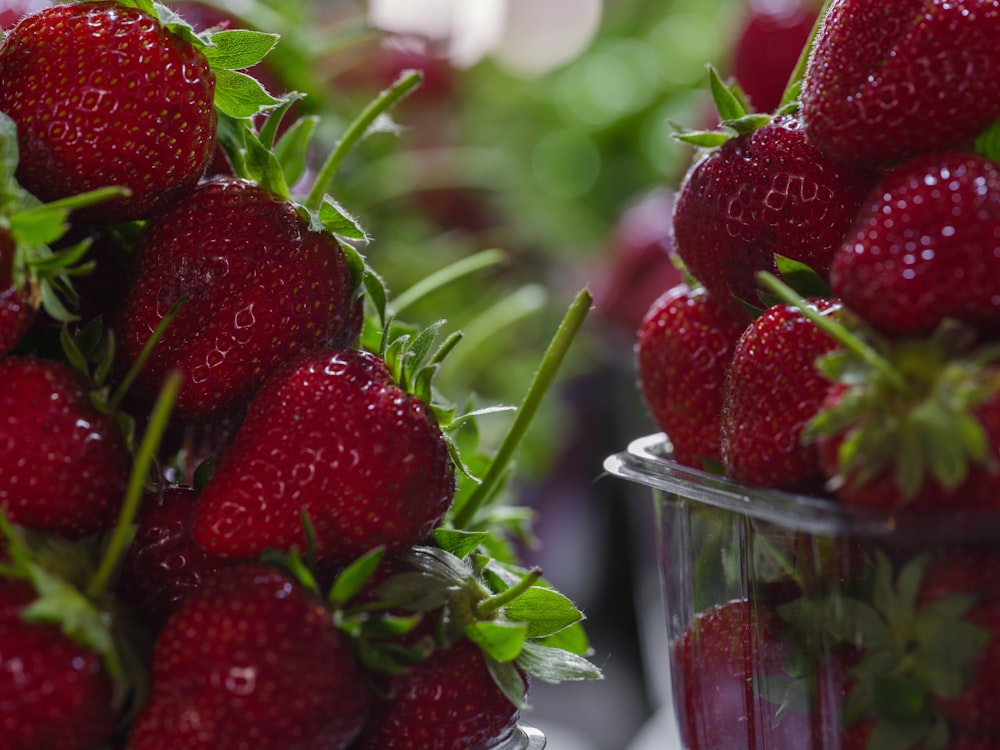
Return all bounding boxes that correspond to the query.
[475,566,543,618]
[391,248,506,316]
[756,271,915,398]
[777,0,833,111]
[450,287,592,529]
[107,294,188,412]
[87,370,183,600]
[304,69,423,213]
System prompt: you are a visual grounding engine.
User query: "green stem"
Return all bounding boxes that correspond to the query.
[304,69,423,213]
[475,567,543,618]
[756,271,915,397]
[106,295,187,412]
[778,0,834,111]
[451,288,593,529]
[391,249,506,316]
[87,370,183,599]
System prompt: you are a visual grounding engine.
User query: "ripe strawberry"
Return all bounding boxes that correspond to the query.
[672,598,812,750]
[720,298,839,491]
[800,0,1000,167]
[189,348,455,563]
[0,356,130,537]
[126,562,369,750]
[636,283,748,469]
[672,114,877,315]
[730,0,819,114]
[0,1,218,222]
[829,151,1000,338]
[0,576,120,750]
[117,485,231,632]
[114,177,360,423]
[356,636,522,750]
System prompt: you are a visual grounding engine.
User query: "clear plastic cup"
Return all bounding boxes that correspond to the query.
[605,434,1000,750]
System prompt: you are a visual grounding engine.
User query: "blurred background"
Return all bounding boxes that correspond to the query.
[169,0,820,746]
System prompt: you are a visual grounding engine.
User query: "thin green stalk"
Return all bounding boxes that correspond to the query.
[305,69,423,213]
[107,295,187,412]
[87,370,183,599]
[757,271,915,397]
[778,0,834,110]
[451,288,593,529]
[391,249,506,316]
[476,567,543,618]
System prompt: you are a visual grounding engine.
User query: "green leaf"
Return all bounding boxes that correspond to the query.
[722,113,773,135]
[327,546,385,608]
[213,68,282,119]
[975,116,1000,162]
[515,641,603,683]
[274,114,318,187]
[532,620,592,656]
[243,128,289,199]
[0,111,19,181]
[466,620,527,662]
[486,657,527,709]
[502,586,582,639]
[773,254,832,299]
[317,196,368,242]
[672,129,732,148]
[432,528,488,559]
[202,29,279,71]
[708,65,747,122]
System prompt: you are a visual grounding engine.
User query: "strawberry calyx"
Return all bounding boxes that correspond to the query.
[672,65,775,149]
[759,271,1000,503]
[0,113,129,322]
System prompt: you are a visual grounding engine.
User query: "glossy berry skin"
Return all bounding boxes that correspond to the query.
[117,485,231,632]
[0,356,130,537]
[0,226,34,355]
[801,0,1000,167]
[0,578,119,750]
[0,1,217,222]
[672,115,877,315]
[830,151,1000,338]
[636,283,748,469]
[721,299,839,491]
[126,563,369,750]
[189,348,455,564]
[115,178,359,423]
[356,637,521,750]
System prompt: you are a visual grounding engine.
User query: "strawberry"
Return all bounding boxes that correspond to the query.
[114,177,360,423]
[720,298,839,491]
[188,348,455,563]
[117,485,231,632]
[635,282,747,469]
[729,0,819,114]
[672,113,878,315]
[356,636,521,750]
[829,151,1000,338]
[800,0,1000,167]
[0,356,130,537]
[126,562,369,750]
[672,598,812,750]
[0,225,32,354]
[0,576,120,750]
[0,1,217,222]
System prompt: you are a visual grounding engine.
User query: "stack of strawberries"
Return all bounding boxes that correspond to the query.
[0,1,602,749]
[634,1,1000,748]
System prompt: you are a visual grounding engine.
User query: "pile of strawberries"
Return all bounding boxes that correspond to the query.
[634,0,1000,748]
[0,1,602,749]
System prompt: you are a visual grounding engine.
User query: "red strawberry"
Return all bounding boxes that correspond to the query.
[801,0,1000,167]
[0,577,120,750]
[0,1,218,222]
[0,225,33,354]
[114,177,360,423]
[117,485,231,632]
[126,562,369,750]
[720,298,839,491]
[672,598,812,750]
[829,151,1000,338]
[0,356,130,537]
[356,636,522,750]
[189,348,455,563]
[635,282,748,469]
[672,114,878,315]
[730,0,819,114]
